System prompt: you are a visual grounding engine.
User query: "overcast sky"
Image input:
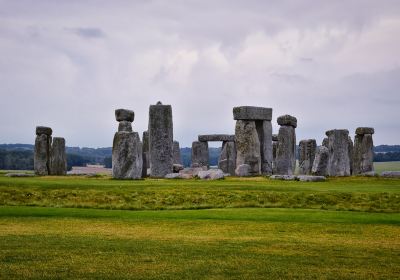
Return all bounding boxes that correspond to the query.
[1,0,399,148]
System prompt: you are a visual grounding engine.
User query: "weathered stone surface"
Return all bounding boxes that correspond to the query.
[322,138,328,148]
[272,134,278,142]
[142,131,149,178]
[353,133,374,175]
[148,103,173,177]
[218,141,236,175]
[325,129,351,176]
[233,106,272,121]
[235,120,261,175]
[269,175,296,181]
[297,175,326,182]
[235,164,251,177]
[112,132,142,179]
[34,134,51,175]
[173,164,184,173]
[272,141,278,174]
[164,173,182,179]
[348,136,354,175]
[172,141,182,165]
[142,131,149,152]
[191,141,209,167]
[275,125,296,175]
[118,121,132,132]
[49,137,67,175]
[277,115,297,128]
[257,120,273,175]
[355,127,375,135]
[298,139,317,175]
[381,171,400,178]
[197,169,225,180]
[115,109,134,122]
[36,126,52,136]
[179,166,207,177]
[198,134,235,142]
[311,146,329,176]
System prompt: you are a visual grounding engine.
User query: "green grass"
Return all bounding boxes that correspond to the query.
[0,206,399,279]
[374,161,400,174]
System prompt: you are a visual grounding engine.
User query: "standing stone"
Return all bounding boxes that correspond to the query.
[112,132,143,179]
[235,120,261,175]
[142,131,149,178]
[326,129,351,176]
[191,141,209,167]
[272,134,278,174]
[275,115,297,175]
[34,126,52,175]
[148,102,173,177]
[322,138,329,148]
[49,137,67,175]
[311,146,329,176]
[353,127,374,175]
[298,139,317,175]
[218,141,236,175]
[348,136,354,175]
[256,120,273,175]
[172,141,182,165]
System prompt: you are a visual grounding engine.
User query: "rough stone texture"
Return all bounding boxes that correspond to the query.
[235,120,261,175]
[235,164,251,177]
[381,171,400,178]
[277,115,297,128]
[233,106,272,121]
[272,141,278,174]
[325,129,351,176]
[142,131,149,178]
[355,127,375,135]
[173,164,184,173]
[197,169,225,180]
[179,166,207,177]
[298,139,317,175]
[311,146,329,176]
[297,175,326,182]
[49,137,67,175]
[275,125,296,175]
[148,103,173,178]
[322,138,329,148]
[191,141,209,167]
[198,134,235,142]
[361,171,376,177]
[165,173,181,179]
[112,132,143,179]
[115,109,134,122]
[348,136,354,175]
[36,126,52,136]
[257,120,273,175]
[272,134,278,142]
[118,121,132,132]
[353,132,374,175]
[172,141,182,165]
[269,175,296,181]
[34,134,51,175]
[218,141,236,175]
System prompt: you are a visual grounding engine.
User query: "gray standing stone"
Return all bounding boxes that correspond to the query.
[191,141,209,167]
[348,136,354,175]
[148,102,173,178]
[353,127,374,175]
[118,121,132,132]
[272,141,278,174]
[112,131,143,179]
[311,146,329,176]
[49,137,67,175]
[172,141,182,165]
[235,120,261,175]
[235,164,251,177]
[256,120,273,175]
[298,139,317,175]
[34,133,51,175]
[326,129,351,176]
[218,141,236,175]
[275,115,297,175]
[142,131,149,178]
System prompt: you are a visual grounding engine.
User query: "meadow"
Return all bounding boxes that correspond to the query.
[0,170,399,279]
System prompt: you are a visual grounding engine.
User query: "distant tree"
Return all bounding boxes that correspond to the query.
[103,157,112,168]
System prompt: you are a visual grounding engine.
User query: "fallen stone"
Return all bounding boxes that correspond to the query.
[235,120,261,175]
[269,175,296,181]
[311,146,329,176]
[191,141,209,167]
[198,134,235,142]
[380,171,400,178]
[172,141,182,165]
[233,106,272,121]
[218,141,236,175]
[297,175,326,182]
[36,126,52,136]
[118,121,132,132]
[355,127,375,135]
[34,133,51,175]
[173,164,184,173]
[361,171,376,177]
[165,173,182,179]
[5,173,35,177]
[115,109,134,122]
[277,115,297,128]
[112,131,142,179]
[197,169,225,180]
[325,129,351,176]
[49,137,67,175]
[235,164,251,176]
[179,167,207,177]
[298,139,317,175]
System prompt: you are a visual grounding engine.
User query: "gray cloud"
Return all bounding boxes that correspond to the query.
[68,27,105,39]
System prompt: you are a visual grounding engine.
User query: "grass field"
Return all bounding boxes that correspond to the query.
[0,172,399,279]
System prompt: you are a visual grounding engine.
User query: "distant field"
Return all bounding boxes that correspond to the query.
[374,161,400,173]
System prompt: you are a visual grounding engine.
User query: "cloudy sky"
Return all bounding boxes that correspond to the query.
[1,0,399,147]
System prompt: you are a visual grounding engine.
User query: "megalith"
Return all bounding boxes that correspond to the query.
[235,120,261,175]
[191,141,209,167]
[148,102,173,177]
[275,115,297,175]
[112,109,142,179]
[298,139,317,175]
[218,141,236,175]
[49,137,67,175]
[311,146,329,176]
[34,126,52,175]
[325,129,351,176]
[353,127,374,175]
[272,134,278,174]
[173,141,182,165]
